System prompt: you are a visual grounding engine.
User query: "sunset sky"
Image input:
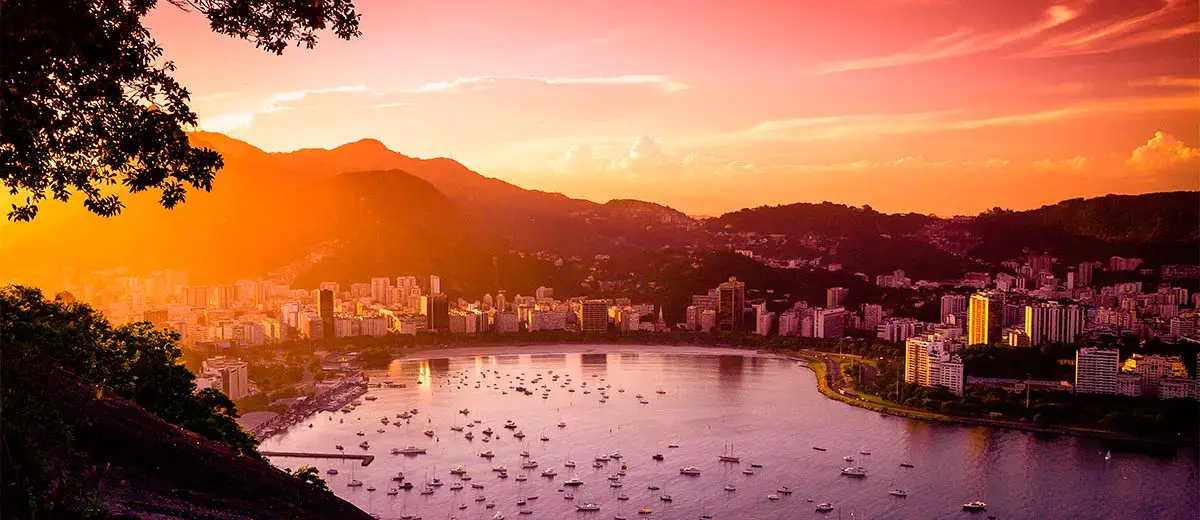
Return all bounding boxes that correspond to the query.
[147,0,1198,216]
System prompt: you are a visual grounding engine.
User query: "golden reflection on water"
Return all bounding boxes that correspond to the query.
[417,360,432,393]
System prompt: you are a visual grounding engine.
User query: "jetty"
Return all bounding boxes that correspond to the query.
[261,451,375,466]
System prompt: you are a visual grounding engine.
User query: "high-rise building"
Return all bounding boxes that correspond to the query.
[814,307,845,339]
[317,289,335,336]
[425,294,449,331]
[580,300,609,333]
[183,286,211,308]
[495,292,508,312]
[1024,302,1084,345]
[826,287,849,308]
[861,304,882,331]
[211,285,236,309]
[940,294,967,322]
[202,357,250,400]
[1028,254,1053,276]
[319,282,340,295]
[1075,347,1120,394]
[1077,262,1093,287]
[904,333,965,396]
[753,303,773,335]
[370,277,391,304]
[778,309,801,336]
[717,277,746,333]
[429,275,442,296]
[535,286,554,300]
[968,291,1002,345]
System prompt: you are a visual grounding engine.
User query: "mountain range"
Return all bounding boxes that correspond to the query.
[2,133,1195,295]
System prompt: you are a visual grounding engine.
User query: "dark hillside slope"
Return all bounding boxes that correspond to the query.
[0,345,372,520]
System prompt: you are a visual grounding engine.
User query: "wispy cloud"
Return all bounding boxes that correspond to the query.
[1129,75,1200,88]
[1029,0,1199,57]
[413,75,688,94]
[817,5,1079,73]
[199,85,372,134]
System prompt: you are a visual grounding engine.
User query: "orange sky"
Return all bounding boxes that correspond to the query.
[145,0,1199,216]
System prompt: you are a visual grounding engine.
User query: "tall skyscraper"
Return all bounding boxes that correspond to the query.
[212,285,237,309]
[904,333,965,395]
[940,294,967,321]
[814,307,845,339]
[717,277,746,333]
[1075,347,1119,394]
[861,303,882,331]
[535,286,554,300]
[580,300,609,333]
[426,293,449,331]
[826,287,849,308]
[1024,302,1084,345]
[1077,262,1093,287]
[429,275,442,295]
[370,277,391,304]
[1028,254,1053,276]
[317,289,335,336]
[968,291,1002,345]
[183,286,211,308]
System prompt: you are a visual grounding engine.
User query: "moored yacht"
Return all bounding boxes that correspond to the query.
[840,466,867,477]
[576,503,601,511]
[815,503,834,512]
[889,489,908,497]
[679,466,702,475]
[962,501,988,511]
[397,445,426,455]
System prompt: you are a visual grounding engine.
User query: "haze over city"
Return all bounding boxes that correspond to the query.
[2,1,1197,520]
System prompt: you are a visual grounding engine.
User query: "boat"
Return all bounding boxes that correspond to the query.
[742,468,754,475]
[859,449,872,455]
[679,466,701,476]
[842,455,855,462]
[504,420,517,429]
[390,448,402,455]
[563,476,585,486]
[475,495,487,502]
[840,466,867,477]
[517,498,526,505]
[518,510,533,515]
[460,408,470,415]
[347,479,363,487]
[563,493,575,500]
[609,452,622,459]
[359,441,370,449]
[450,425,464,432]
[766,494,780,500]
[889,489,908,497]
[423,429,435,437]
[651,453,664,461]
[492,513,505,520]
[593,461,604,468]
[335,445,343,450]
[899,463,915,468]
[576,503,601,511]
[397,446,426,455]
[450,482,464,490]
[659,495,672,502]
[364,395,377,401]
[356,431,365,436]
[638,507,652,514]
[1105,450,1113,461]
[472,483,485,489]
[718,443,740,463]
[541,468,557,477]
[398,481,414,489]
[812,446,826,451]
[386,488,399,495]
[963,501,988,511]
[564,460,577,468]
[667,443,679,448]
[450,466,468,475]
[376,428,386,433]
[483,428,494,435]
[595,455,611,462]
[617,494,629,501]
[366,485,376,492]
[724,484,736,491]
[493,465,507,472]
[540,435,550,441]
[647,485,660,491]
[557,422,567,428]
[480,450,495,458]
[815,503,834,512]
[515,474,528,482]
[465,431,475,440]
[656,389,666,394]
[428,478,444,486]
[520,450,531,458]
[750,463,763,468]
[514,430,526,439]
[326,469,339,475]
[521,461,538,469]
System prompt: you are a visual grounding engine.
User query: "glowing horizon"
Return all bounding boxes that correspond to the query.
[143,0,1197,215]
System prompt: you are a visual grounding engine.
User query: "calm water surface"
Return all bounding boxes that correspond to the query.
[262,347,1198,520]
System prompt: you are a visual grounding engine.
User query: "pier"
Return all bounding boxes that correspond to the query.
[260,451,375,466]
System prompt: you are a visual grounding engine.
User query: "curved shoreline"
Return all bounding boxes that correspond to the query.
[787,352,1188,447]
[377,342,1189,446]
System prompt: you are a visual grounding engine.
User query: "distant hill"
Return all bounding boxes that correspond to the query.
[708,201,936,237]
[964,192,1199,265]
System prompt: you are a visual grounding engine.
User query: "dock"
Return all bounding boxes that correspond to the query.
[260,451,376,466]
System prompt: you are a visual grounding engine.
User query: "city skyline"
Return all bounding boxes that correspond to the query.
[122,0,1200,216]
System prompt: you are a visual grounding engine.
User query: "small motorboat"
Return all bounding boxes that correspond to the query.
[326,469,339,475]
[776,486,792,494]
[812,446,826,451]
[889,489,908,497]
[816,503,834,512]
[576,503,601,511]
[659,494,672,502]
[840,466,867,477]
[724,484,736,491]
[899,462,915,468]
[766,494,780,500]
[679,467,701,476]
[963,501,988,511]
[651,453,664,461]
[346,479,363,487]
